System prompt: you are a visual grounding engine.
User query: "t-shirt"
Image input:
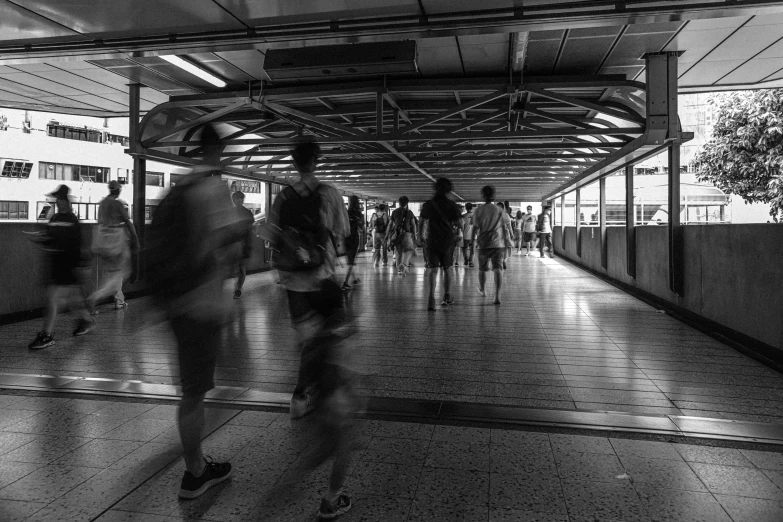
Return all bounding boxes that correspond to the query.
[462,211,474,239]
[420,195,461,250]
[515,217,523,231]
[97,196,131,227]
[521,212,537,233]
[348,208,363,241]
[537,212,552,234]
[48,211,82,268]
[471,203,506,249]
[235,205,255,258]
[389,207,415,235]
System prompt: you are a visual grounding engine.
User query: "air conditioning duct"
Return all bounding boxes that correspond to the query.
[264,41,417,80]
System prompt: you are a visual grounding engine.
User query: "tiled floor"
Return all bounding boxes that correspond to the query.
[0,394,782,522]
[1,252,782,423]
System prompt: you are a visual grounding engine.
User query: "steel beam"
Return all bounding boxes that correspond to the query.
[141,99,249,147]
[560,195,566,252]
[524,86,645,125]
[625,165,636,279]
[599,177,607,269]
[575,188,582,258]
[401,90,510,134]
[129,84,145,261]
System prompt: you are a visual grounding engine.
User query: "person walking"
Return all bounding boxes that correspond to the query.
[497,202,514,270]
[537,204,554,258]
[420,177,461,310]
[520,205,538,256]
[471,186,507,305]
[462,202,475,267]
[371,204,389,267]
[87,180,139,314]
[453,205,465,267]
[145,124,244,500]
[385,195,417,276]
[514,210,524,252]
[342,195,364,290]
[268,138,355,519]
[231,191,255,299]
[27,185,95,349]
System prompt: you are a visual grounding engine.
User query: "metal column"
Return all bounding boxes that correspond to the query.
[599,177,607,269]
[129,84,146,272]
[669,140,684,295]
[575,189,582,257]
[560,195,566,252]
[625,165,636,278]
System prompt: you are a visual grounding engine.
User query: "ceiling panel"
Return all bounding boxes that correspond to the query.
[457,34,508,74]
[422,0,518,14]
[214,0,419,26]
[718,57,783,85]
[88,62,198,94]
[35,95,107,111]
[215,50,268,81]
[602,30,678,69]
[679,59,745,86]
[0,72,87,96]
[698,26,783,63]
[416,37,463,76]
[556,35,616,75]
[0,0,85,43]
[14,0,245,39]
[0,87,52,105]
[63,94,128,112]
[25,68,123,95]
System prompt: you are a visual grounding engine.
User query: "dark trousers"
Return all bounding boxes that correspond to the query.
[539,233,553,255]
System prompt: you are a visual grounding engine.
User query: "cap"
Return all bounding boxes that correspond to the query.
[543,204,552,210]
[108,180,121,191]
[48,184,70,200]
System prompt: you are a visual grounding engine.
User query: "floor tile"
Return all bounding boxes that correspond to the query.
[554,451,625,483]
[362,436,430,466]
[674,445,754,467]
[0,498,47,522]
[432,425,491,445]
[489,472,566,513]
[739,449,783,470]
[635,485,732,522]
[714,494,783,522]
[549,433,615,455]
[561,478,649,522]
[0,464,101,503]
[425,440,489,471]
[610,438,684,461]
[490,445,558,475]
[620,456,708,492]
[416,467,489,506]
[489,507,569,522]
[689,462,783,500]
[348,461,421,499]
[407,499,488,521]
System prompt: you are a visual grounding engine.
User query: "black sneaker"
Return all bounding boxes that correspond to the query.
[29,331,55,350]
[318,494,352,520]
[178,459,232,499]
[441,295,453,306]
[233,290,242,299]
[73,319,95,337]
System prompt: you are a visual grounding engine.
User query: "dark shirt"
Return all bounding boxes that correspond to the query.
[235,205,255,258]
[348,208,363,241]
[47,211,83,284]
[421,195,461,249]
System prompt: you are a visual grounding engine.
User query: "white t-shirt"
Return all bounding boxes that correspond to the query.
[521,213,537,233]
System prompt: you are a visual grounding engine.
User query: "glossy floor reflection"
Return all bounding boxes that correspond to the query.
[1,252,782,424]
[0,394,781,522]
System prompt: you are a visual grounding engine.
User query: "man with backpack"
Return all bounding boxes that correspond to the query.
[267,138,355,520]
[371,204,390,267]
[385,195,417,276]
[420,177,462,310]
[537,204,554,258]
[471,185,507,305]
[144,124,244,500]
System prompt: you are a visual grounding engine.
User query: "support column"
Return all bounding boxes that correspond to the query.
[669,140,684,295]
[376,92,384,135]
[129,84,146,276]
[599,177,607,269]
[625,165,636,278]
[560,194,566,252]
[575,189,582,257]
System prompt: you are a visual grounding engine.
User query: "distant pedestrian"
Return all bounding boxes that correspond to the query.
[453,204,465,267]
[520,205,538,256]
[462,202,475,267]
[497,202,514,269]
[371,204,389,267]
[27,184,95,349]
[537,205,554,258]
[231,191,255,299]
[268,137,355,520]
[471,186,507,305]
[145,124,244,500]
[420,177,461,310]
[342,195,364,290]
[385,195,417,276]
[514,210,524,252]
[87,180,139,313]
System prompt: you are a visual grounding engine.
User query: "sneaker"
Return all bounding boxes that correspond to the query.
[290,393,315,419]
[478,287,485,296]
[442,295,453,306]
[382,263,388,267]
[73,319,95,337]
[469,262,475,268]
[233,290,242,299]
[178,458,232,500]
[549,254,555,259]
[29,331,54,350]
[341,282,352,291]
[540,254,545,258]
[318,494,352,520]
[115,301,128,310]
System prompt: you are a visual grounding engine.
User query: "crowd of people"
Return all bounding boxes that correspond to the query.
[23,131,557,520]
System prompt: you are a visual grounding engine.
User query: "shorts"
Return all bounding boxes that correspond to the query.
[478,248,504,272]
[345,236,360,265]
[373,233,385,250]
[425,245,455,269]
[171,316,220,395]
[286,279,344,328]
[523,231,537,243]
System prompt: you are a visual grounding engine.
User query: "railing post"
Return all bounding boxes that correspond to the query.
[575,189,582,257]
[625,165,636,278]
[560,194,566,252]
[600,177,607,269]
[669,140,684,295]
[129,83,146,278]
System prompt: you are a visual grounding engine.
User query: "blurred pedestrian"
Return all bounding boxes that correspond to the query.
[537,204,554,258]
[520,205,537,256]
[371,204,389,267]
[420,177,461,310]
[385,195,417,276]
[342,195,364,290]
[472,186,507,305]
[462,202,475,267]
[268,137,355,519]
[145,124,243,499]
[87,180,139,314]
[497,202,514,269]
[27,185,95,349]
[453,204,465,267]
[231,191,255,299]
[514,210,524,252]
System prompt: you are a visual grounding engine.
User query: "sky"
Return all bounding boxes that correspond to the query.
[0,108,129,136]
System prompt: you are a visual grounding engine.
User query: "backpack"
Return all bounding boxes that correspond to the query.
[375,213,388,234]
[271,182,328,272]
[387,209,410,248]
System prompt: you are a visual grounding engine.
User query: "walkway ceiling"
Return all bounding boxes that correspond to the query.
[2,0,783,200]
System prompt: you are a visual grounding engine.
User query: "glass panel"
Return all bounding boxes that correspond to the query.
[9,202,18,219]
[607,171,627,226]
[145,172,164,187]
[0,202,8,220]
[170,173,187,187]
[563,192,576,226]
[37,202,53,220]
[55,163,64,180]
[580,181,599,225]
[19,202,28,220]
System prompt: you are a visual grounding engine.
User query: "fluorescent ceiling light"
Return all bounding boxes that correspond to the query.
[161,55,226,88]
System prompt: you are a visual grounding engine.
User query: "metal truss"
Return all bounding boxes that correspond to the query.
[133,76,647,201]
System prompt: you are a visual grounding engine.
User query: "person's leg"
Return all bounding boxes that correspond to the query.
[493,267,503,305]
[426,267,437,310]
[178,391,207,475]
[546,234,554,257]
[477,250,489,295]
[478,270,486,294]
[443,266,453,302]
[235,262,246,294]
[43,285,64,335]
[372,233,381,266]
[539,234,545,257]
[343,264,354,286]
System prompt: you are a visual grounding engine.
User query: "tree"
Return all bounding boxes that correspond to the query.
[693,90,783,222]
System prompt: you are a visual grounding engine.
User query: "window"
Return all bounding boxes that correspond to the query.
[0,201,28,220]
[38,162,109,183]
[1,161,33,178]
[145,205,157,220]
[117,168,130,184]
[146,172,164,187]
[228,179,262,194]
[47,123,103,143]
[72,203,99,221]
[170,173,187,187]
[36,201,53,220]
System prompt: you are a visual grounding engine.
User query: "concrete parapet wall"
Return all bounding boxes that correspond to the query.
[0,224,270,318]
[554,224,782,353]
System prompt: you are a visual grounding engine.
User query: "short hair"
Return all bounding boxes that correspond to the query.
[481,185,495,202]
[348,195,361,212]
[379,203,387,211]
[231,191,245,202]
[465,202,473,211]
[399,195,409,207]
[291,137,320,169]
[199,123,221,151]
[434,177,452,195]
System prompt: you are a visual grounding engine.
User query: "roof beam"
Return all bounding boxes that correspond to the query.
[402,89,510,134]
[524,86,644,125]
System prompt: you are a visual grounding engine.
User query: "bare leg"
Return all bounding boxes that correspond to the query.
[478,270,486,293]
[178,392,206,475]
[43,285,63,335]
[493,268,503,304]
[426,268,437,309]
[443,266,453,299]
[235,263,247,293]
[343,265,354,286]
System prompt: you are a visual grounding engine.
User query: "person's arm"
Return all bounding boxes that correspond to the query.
[117,201,140,250]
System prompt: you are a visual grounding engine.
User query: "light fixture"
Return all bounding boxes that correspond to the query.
[160,55,227,88]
